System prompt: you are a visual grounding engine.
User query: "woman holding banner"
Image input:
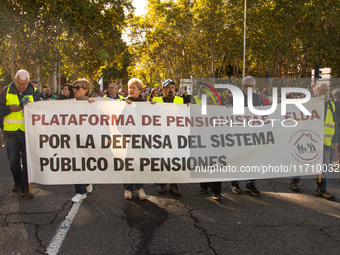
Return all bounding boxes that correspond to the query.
[123,78,147,200]
[70,78,93,203]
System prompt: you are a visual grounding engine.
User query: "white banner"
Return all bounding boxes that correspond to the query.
[25,98,325,184]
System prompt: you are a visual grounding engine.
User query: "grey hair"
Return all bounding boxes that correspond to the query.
[315,83,328,90]
[15,69,30,81]
[242,76,256,85]
[332,88,340,98]
[109,83,118,89]
[128,78,144,92]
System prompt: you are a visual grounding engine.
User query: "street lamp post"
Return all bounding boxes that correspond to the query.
[243,0,247,79]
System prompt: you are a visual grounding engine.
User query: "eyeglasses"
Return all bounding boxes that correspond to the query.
[243,85,254,88]
[16,82,28,87]
[73,86,84,90]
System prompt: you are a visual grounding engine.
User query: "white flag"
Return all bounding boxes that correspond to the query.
[98,77,103,91]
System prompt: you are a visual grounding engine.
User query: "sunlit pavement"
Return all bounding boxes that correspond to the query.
[1,146,340,255]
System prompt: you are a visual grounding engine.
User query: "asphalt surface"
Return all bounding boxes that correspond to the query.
[1,144,340,255]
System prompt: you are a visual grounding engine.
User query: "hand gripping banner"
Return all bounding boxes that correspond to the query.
[25,98,325,185]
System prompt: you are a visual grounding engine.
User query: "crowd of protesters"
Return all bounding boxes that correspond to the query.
[29,81,313,106]
[0,71,338,203]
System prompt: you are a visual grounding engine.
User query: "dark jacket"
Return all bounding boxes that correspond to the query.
[334,98,340,128]
[0,81,41,135]
[228,91,263,107]
[59,94,75,100]
[126,95,145,102]
[181,94,192,104]
[0,81,41,116]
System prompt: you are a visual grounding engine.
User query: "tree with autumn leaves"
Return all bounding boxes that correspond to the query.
[1,0,340,91]
[128,0,340,87]
[0,0,133,91]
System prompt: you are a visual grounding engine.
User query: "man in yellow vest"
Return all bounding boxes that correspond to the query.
[0,70,41,199]
[153,79,184,196]
[153,79,184,104]
[106,83,124,99]
[291,83,337,200]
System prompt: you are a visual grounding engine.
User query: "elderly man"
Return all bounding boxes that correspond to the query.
[291,83,337,200]
[106,83,124,99]
[0,70,41,199]
[226,76,263,107]
[43,87,57,100]
[153,79,184,196]
[228,76,263,195]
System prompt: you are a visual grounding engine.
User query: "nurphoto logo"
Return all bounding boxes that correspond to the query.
[201,84,312,116]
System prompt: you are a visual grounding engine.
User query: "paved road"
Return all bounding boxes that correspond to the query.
[1,145,340,255]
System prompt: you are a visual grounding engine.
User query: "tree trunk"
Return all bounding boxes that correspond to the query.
[51,60,58,93]
[210,37,216,78]
[34,58,41,90]
[10,43,16,80]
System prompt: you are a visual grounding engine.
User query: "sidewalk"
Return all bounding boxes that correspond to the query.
[1,146,340,255]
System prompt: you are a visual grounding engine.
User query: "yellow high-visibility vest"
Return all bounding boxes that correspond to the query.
[3,86,35,132]
[194,96,202,105]
[105,94,124,99]
[324,101,336,146]
[153,96,183,104]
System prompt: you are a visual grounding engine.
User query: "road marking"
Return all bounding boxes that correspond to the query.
[45,201,82,255]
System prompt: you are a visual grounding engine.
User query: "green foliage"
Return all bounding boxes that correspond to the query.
[2,0,340,87]
[0,0,133,86]
[0,69,12,88]
[128,0,340,81]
